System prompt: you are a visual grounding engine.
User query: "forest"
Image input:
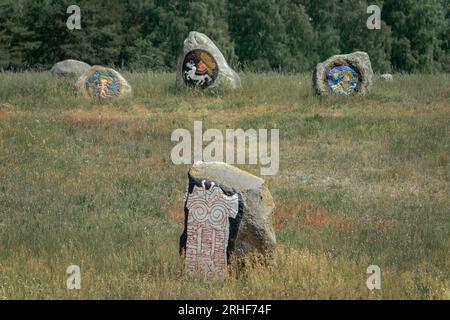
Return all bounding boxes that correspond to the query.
[0,0,449,73]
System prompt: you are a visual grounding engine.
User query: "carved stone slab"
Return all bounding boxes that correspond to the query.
[182,178,241,278]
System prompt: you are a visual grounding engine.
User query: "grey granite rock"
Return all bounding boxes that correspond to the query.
[50,59,91,77]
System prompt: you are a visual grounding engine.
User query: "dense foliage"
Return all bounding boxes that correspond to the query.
[0,0,449,73]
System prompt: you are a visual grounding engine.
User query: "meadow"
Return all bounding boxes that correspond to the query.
[0,72,449,299]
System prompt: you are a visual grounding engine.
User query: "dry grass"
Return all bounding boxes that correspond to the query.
[0,72,449,299]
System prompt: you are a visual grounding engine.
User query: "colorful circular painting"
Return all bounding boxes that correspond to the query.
[326,65,359,95]
[85,69,122,98]
[182,49,219,88]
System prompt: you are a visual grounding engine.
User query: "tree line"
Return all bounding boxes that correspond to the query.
[0,0,449,73]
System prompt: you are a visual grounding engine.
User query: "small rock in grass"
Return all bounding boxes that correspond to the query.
[380,73,393,81]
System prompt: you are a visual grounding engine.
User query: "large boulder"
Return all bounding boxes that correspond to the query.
[180,161,276,278]
[50,59,91,77]
[176,31,241,90]
[313,51,373,96]
[75,65,132,99]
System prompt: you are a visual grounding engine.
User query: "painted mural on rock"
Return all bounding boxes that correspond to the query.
[313,52,372,96]
[85,69,122,98]
[180,176,243,278]
[182,49,219,88]
[326,65,360,95]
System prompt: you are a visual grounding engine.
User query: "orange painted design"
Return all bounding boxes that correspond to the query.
[196,61,208,73]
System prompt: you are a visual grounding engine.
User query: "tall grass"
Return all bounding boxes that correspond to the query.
[0,72,449,299]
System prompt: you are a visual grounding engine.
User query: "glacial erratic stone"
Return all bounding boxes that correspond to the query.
[75,66,132,99]
[180,161,276,278]
[313,51,373,96]
[50,59,91,77]
[176,31,241,90]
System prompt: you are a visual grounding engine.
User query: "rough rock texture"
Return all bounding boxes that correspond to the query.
[75,65,132,98]
[380,73,393,81]
[50,59,91,77]
[182,161,276,262]
[176,31,241,90]
[313,51,373,96]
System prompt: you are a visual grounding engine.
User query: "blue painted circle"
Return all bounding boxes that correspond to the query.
[327,65,359,95]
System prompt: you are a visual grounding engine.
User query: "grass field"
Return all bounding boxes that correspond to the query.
[0,72,449,299]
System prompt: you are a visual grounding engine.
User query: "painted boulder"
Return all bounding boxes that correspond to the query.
[50,59,91,77]
[179,161,276,279]
[75,66,132,99]
[176,31,241,90]
[313,51,373,96]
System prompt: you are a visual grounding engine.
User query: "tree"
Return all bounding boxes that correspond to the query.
[336,0,392,72]
[229,0,316,72]
[10,0,81,69]
[384,0,448,72]
[0,0,39,70]
[304,0,341,60]
[228,0,287,71]
[185,0,237,66]
[0,0,449,73]
[278,0,318,72]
